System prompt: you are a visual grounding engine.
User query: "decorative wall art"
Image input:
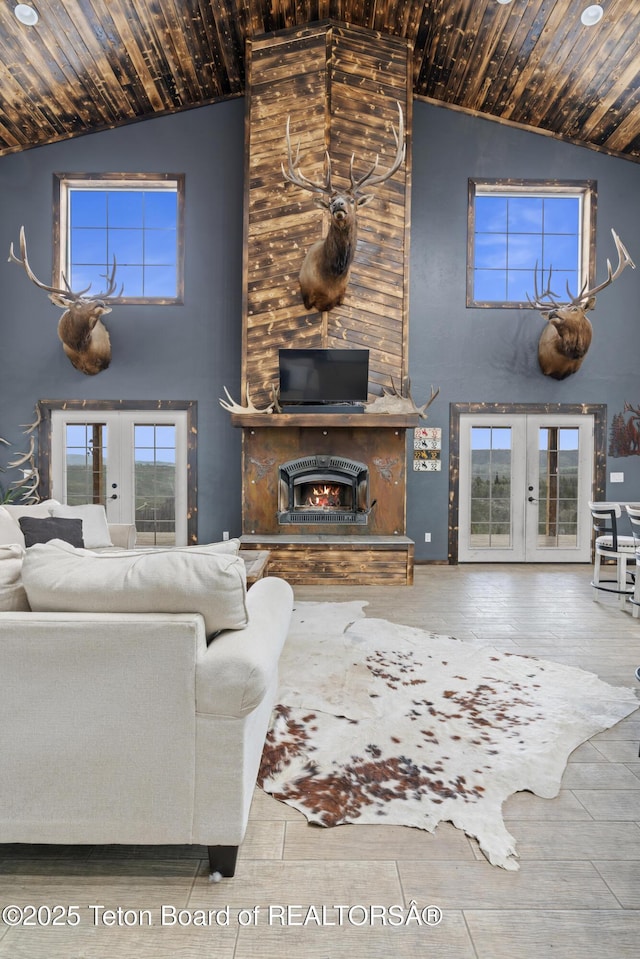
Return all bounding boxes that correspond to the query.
[609,402,640,457]
[413,427,441,471]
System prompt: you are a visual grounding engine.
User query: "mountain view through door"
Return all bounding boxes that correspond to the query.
[457,412,595,563]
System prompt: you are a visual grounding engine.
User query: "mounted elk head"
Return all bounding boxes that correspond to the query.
[282,103,405,313]
[528,228,635,380]
[8,226,121,375]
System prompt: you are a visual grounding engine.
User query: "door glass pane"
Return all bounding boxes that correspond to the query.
[470,426,512,548]
[134,424,176,546]
[537,427,579,548]
[65,423,107,505]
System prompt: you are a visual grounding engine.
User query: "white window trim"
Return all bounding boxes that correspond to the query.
[467,178,597,309]
[54,172,185,305]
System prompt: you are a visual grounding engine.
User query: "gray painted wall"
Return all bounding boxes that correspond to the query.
[0,101,245,542]
[1,98,639,558]
[409,103,640,560]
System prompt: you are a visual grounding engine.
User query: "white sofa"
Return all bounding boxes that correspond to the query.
[0,532,293,879]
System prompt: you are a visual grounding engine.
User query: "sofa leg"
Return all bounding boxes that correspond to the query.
[207,845,238,881]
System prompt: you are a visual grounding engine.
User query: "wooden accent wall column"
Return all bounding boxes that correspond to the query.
[243,21,412,406]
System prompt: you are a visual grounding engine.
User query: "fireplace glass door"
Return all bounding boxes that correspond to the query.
[278,455,369,524]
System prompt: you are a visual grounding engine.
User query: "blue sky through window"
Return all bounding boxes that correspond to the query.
[68,187,179,299]
[472,191,582,306]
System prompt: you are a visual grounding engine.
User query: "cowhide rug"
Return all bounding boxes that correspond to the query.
[258,601,639,870]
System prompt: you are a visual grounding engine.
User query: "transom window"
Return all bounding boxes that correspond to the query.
[467,179,596,308]
[54,173,185,304]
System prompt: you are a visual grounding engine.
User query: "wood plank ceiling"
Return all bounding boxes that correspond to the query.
[0,0,638,161]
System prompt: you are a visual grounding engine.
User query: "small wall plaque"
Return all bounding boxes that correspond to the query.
[413,427,441,470]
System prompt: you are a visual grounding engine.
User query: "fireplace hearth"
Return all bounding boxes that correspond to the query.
[278,454,370,525]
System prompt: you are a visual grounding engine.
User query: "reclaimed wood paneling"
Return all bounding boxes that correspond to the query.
[1,3,639,162]
[240,535,415,585]
[242,27,327,404]
[327,25,412,396]
[243,22,411,406]
[238,24,414,586]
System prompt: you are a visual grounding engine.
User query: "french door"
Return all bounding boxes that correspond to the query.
[50,409,189,546]
[458,412,594,562]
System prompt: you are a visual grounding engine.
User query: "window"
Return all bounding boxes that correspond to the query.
[467,179,596,308]
[54,173,185,304]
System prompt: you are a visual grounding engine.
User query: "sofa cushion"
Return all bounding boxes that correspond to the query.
[0,544,29,611]
[19,516,85,548]
[50,504,112,548]
[125,538,241,556]
[0,506,22,547]
[1,500,61,548]
[93,538,241,556]
[22,540,249,635]
[3,498,61,519]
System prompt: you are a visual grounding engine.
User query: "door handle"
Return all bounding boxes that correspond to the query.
[528,496,537,503]
[110,493,118,500]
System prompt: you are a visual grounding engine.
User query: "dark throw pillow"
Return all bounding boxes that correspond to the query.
[18,516,85,549]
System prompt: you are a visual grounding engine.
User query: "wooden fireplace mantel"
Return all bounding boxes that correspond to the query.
[230,413,419,429]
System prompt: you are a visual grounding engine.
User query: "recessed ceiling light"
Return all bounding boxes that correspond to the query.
[496,0,513,5]
[14,4,39,26]
[581,4,604,26]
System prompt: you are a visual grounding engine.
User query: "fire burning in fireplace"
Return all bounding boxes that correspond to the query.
[278,454,370,525]
[305,484,343,508]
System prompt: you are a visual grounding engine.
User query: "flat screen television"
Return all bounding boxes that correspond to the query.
[278,348,369,407]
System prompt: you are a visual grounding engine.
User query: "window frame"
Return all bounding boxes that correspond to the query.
[466,178,597,309]
[53,172,185,305]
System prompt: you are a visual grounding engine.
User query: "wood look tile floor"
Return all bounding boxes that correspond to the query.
[1,564,639,958]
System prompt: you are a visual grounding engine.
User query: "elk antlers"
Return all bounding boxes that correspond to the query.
[283,102,406,204]
[8,226,121,375]
[8,226,119,302]
[528,229,635,313]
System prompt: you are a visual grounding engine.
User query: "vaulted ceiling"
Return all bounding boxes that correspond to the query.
[1,0,638,161]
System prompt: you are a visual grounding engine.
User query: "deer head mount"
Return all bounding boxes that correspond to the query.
[8,226,121,375]
[528,228,635,380]
[282,103,405,313]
